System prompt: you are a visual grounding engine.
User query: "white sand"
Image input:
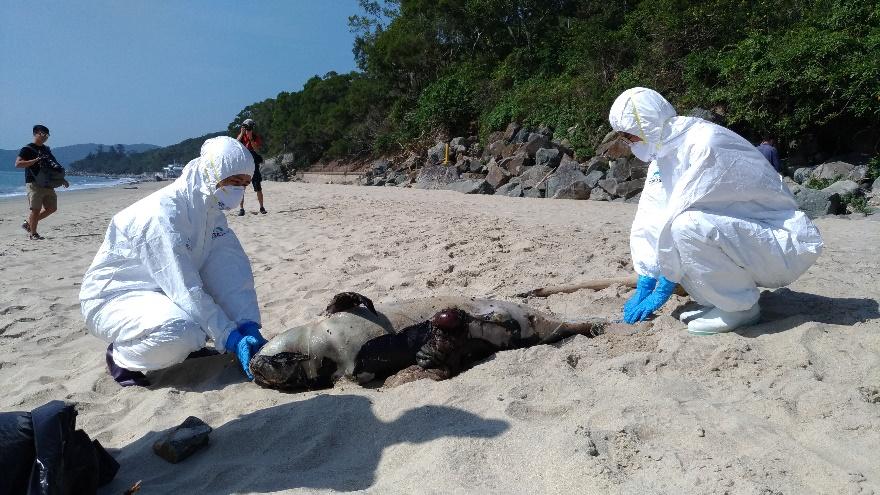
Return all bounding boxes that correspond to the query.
[1,181,878,494]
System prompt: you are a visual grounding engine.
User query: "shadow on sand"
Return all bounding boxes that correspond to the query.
[743,288,879,337]
[99,394,510,494]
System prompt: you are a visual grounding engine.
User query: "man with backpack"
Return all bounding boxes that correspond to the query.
[15,124,69,240]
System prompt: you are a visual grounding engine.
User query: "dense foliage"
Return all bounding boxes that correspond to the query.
[70,132,225,175]
[233,0,877,165]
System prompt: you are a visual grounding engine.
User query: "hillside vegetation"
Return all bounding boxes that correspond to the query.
[70,132,225,175]
[229,0,878,168]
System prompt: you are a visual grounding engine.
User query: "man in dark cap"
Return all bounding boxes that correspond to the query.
[15,124,69,239]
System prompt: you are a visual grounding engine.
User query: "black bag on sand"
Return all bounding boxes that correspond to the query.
[0,401,119,495]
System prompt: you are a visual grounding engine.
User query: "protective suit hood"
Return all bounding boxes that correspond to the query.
[609,87,678,161]
[177,136,254,210]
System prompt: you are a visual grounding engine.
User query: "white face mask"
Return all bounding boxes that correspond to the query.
[629,141,657,162]
[214,186,245,210]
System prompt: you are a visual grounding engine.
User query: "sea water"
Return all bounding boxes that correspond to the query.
[0,170,137,198]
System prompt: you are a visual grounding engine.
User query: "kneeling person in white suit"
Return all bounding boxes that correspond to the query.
[80,136,267,386]
[610,88,824,335]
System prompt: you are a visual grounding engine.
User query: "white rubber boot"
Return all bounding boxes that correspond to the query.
[687,303,760,336]
[678,305,714,323]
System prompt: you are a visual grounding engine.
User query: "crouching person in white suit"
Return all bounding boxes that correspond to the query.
[80,136,267,386]
[611,87,824,335]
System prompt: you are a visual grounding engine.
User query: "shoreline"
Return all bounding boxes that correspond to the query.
[0,177,160,202]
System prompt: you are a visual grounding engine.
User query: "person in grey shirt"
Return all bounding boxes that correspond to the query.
[756,136,782,173]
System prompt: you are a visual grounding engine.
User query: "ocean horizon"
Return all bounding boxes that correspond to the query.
[0,169,140,198]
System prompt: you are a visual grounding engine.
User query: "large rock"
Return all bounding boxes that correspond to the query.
[456,156,481,174]
[822,179,861,197]
[523,187,543,198]
[500,153,533,176]
[873,177,880,192]
[597,178,619,196]
[812,161,855,181]
[427,142,449,166]
[280,152,295,168]
[794,188,844,218]
[793,167,814,184]
[522,133,551,157]
[583,156,610,175]
[584,170,605,189]
[370,158,391,174]
[536,124,554,139]
[444,179,493,195]
[259,159,287,182]
[153,416,212,464]
[546,163,591,200]
[450,136,473,149]
[629,158,650,179]
[401,153,423,170]
[608,159,632,181]
[535,148,562,168]
[513,128,531,144]
[518,164,553,190]
[848,165,869,183]
[615,178,645,199]
[590,186,612,201]
[596,136,632,159]
[415,165,459,189]
[495,182,523,197]
[486,140,506,160]
[485,161,512,189]
[504,123,522,142]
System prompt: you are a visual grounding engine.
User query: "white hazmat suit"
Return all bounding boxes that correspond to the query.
[80,136,258,371]
[609,88,823,333]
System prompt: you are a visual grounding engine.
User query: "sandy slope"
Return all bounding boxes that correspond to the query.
[0,181,878,494]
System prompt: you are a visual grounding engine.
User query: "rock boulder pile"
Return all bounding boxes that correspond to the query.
[356,124,650,203]
[296,121,878,219]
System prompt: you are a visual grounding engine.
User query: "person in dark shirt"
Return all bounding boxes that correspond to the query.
[756,136,782,173]
[236,118,267,215]
[15,125,69,240]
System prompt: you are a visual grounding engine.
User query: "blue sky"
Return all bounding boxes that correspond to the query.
[0,0,361,149]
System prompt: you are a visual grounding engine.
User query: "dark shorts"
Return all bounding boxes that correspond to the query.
[252,164,262,191]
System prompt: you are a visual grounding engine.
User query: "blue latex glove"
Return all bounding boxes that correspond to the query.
[236,320,264,340]
[622,275,657,322]
[625,276,677,323]
[225,325,267,380]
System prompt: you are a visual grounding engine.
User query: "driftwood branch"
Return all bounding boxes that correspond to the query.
[517,276,687,298]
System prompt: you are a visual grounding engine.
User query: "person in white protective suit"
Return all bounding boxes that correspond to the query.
[80,136,267,386]
[610,87,824,335]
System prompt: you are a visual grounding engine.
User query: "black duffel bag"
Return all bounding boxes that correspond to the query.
[0,401,119,495]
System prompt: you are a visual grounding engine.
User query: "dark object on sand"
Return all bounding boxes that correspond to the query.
[250,293,607,391]
[0,400,119,495]
[152,416,212,464]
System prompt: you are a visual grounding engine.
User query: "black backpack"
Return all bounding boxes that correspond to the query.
[0,401,118,495]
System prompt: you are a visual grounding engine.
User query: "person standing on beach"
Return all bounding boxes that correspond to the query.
[236,118,267,215]
[15,124,69,240]
[756,136,782,173]
[611,87,823,335]
[79,137,267,386]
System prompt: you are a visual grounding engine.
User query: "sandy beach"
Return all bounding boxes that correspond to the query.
[1,180,878,494]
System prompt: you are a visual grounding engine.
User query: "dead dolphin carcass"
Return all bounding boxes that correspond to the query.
[249,292,607,391]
